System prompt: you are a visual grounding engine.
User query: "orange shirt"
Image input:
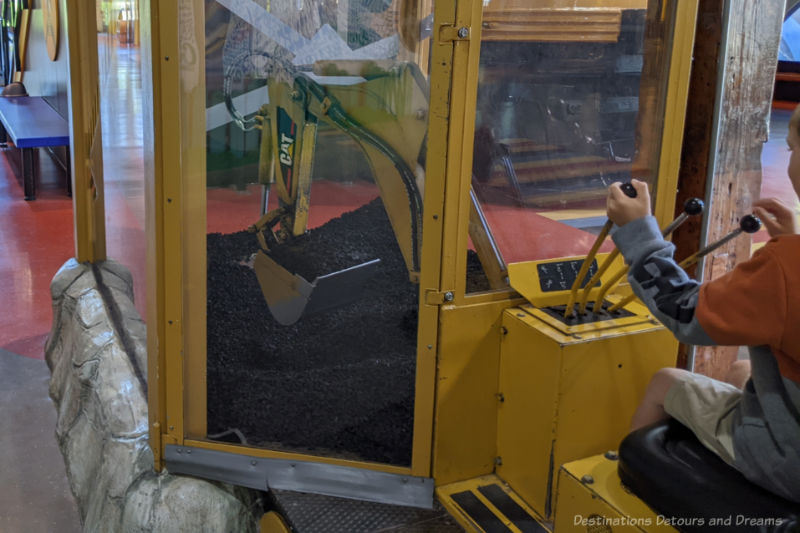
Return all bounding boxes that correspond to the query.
[697,235,800,383]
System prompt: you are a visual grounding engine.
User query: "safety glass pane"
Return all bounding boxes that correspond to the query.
[200,0,433,466]
[467,0,676,291]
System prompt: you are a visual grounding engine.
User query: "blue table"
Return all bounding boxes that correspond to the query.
[0,96,70,200]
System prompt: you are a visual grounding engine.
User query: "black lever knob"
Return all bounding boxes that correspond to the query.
[684,197,704,216]
[740,214,762,234]
[620,182,637,198]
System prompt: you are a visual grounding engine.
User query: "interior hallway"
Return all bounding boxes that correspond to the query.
[0,34,143,532]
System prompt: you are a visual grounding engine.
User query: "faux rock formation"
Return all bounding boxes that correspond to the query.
[46,258,264,532]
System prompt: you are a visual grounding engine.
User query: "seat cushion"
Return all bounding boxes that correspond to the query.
[618,420,799,532]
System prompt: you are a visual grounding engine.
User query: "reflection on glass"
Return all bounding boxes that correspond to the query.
[780,7,800,62]
[469,0,675,288]
[204,0,431,466]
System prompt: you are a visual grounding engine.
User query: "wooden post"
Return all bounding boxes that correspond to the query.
[691,0,785,379]
[673,0,723,369]
[66,0,106,263]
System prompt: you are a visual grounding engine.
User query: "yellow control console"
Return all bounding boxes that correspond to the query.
[496,301,676,520]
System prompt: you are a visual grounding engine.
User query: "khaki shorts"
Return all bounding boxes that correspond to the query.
[664,372,742,465]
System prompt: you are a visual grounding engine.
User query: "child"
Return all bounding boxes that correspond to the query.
[606,109,800,504]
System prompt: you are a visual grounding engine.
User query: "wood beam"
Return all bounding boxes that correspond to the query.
[687,0,785,379]
[672,0,723,369]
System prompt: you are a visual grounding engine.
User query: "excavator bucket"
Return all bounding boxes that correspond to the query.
[253,251,382,325]
[244,73,423,326]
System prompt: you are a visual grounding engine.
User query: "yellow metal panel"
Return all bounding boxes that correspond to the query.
[508,253,626,309]
[441,0,484,304]
[437,477,492,533]
[179,0,208,441]
[554,455,678,532]
[411,300,437,478]
[155,0,185,450]
[260,511,291,533]
[437,474,548,533]
[409,0,457,478]
[652,0,698,227]
[150,0,210,449]
[553,330,676,484]
[141,0,168,468]
[496,310,562,515]
[496,308,677,518]
[66,0,106,263]
[433,298,522,485]
[464,288,519,304]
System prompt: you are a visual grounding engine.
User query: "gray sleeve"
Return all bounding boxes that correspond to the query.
[611,216,715,346]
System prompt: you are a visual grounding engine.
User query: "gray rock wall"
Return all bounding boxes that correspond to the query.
[45,259,264,532]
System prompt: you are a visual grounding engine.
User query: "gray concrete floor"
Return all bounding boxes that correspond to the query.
[0,349,82,533]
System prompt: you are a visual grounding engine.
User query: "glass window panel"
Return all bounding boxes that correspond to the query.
[202,0,432,466]
[780,7,800,62]
[99,1,146,321]
[468,0,676,290]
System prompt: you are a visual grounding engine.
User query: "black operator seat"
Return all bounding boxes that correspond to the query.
[617,420,799,533]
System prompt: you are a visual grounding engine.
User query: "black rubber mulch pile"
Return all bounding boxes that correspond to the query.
[207,197,488,465]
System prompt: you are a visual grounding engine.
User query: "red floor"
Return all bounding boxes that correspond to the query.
[207,181,380,235]
[0,152,73,359]
[0,34,795,359]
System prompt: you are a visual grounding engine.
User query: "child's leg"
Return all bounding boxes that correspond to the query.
[637,369,743,466]
[725,359,751,389]
[631,367,692,431]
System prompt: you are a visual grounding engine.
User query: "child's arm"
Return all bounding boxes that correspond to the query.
[607,182,785,348]
[607,181,714,344]
[611,213,716,345]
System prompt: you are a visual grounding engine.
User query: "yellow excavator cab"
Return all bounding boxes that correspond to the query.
[145,0,796,531]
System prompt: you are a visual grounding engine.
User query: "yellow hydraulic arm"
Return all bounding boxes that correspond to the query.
[245,62,506,324]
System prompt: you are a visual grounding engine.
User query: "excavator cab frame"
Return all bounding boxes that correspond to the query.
[144,0,720,529]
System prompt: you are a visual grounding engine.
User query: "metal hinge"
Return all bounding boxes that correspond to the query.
[425,289,455,305]
[438,24,471,42]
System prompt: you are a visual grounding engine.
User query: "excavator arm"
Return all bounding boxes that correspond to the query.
[244,62,506,324]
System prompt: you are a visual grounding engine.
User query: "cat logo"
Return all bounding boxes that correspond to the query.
[279,133,294,166]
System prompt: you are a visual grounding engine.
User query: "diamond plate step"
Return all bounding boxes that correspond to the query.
[272,490,464,533]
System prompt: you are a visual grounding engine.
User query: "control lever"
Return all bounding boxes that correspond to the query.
[607,214,761,313]
[564,182,636,318]
[677,214,761,269]
[585,197,704,314]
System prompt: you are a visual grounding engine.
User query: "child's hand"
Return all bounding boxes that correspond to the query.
[607,179,651,227]
[753,198,798,237]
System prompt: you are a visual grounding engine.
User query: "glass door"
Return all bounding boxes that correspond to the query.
[195,0,434,468]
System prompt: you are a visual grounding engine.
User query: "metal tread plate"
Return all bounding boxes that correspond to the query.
[272,490,464,533]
